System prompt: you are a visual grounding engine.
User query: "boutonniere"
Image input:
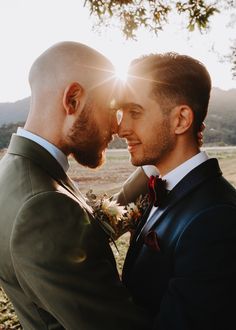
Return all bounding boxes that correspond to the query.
[86,190,149,244]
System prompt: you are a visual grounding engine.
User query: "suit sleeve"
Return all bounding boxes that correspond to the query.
[113,167,149,206]
[11,191,150,330]
[157,205,236,330]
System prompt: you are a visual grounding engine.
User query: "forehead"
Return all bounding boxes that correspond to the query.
[120,76,153,108]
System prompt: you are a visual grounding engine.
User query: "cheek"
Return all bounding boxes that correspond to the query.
[92,110,105,129]
[135,121,154,141]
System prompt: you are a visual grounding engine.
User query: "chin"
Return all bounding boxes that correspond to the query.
[94,152,106,169]
[130,156,142,167]
[73,150,105,169]
[130,153,157,167]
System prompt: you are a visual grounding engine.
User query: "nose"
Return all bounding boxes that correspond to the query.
[118,114,131,138]
[111,115,118,134]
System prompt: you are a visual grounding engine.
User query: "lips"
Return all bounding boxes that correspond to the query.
[127,141,141,152]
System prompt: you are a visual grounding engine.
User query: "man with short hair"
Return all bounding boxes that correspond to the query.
[0,41,149,330]
[118,52,236,330]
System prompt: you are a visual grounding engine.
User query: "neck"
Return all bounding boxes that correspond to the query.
[157,140,200,177]
[24,120,62,150]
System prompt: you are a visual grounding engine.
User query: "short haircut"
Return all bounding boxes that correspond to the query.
[128,52,211,134]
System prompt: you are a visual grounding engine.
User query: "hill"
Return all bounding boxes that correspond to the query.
[205,88,236,145]
[0,87,235,148]
[0,98,30,125]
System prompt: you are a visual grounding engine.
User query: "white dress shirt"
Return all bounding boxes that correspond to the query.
[16,127,69,173]
[143,151,209,221]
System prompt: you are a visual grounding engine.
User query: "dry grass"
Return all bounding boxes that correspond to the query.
[0,147,236,329]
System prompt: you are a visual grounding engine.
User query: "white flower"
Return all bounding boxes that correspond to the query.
[86,189,149,241]
[101,199,125,219]
[126,202,139,214]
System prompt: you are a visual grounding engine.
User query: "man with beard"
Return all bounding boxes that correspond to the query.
[0,42,149,330]
[117,53,236,330]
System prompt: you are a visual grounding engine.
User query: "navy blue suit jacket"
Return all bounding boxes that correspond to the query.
[122,159,236,330]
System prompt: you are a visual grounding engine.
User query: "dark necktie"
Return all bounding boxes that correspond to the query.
[148,175,168,207]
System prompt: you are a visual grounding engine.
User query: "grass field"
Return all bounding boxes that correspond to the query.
[68,147,236,194]
[0,147,236,329]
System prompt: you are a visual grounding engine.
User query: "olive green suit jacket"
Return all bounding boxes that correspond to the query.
[0,135,149,330]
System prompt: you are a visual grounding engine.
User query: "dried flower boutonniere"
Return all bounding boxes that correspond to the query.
[86,190,149,242]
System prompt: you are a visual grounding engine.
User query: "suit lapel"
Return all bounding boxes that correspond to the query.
[123,158,222,281]
[57,176,93,215]
[7,135,93,215]
[131,202,153,242]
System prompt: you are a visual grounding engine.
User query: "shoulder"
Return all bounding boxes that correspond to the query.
[11,191,92,256]
[17,190,88,223]
[114,167,149,205]
[180,203,236,236]
[11,190,110,254]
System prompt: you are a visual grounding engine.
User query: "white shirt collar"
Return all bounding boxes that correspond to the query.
[16,127,69,173]
[142,151,209,191]
[142,165,159,178]
[162,151,209,190]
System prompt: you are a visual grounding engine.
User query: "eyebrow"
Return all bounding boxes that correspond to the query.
[120,102,143,110]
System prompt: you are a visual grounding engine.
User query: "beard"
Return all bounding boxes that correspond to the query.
[68,102,106,169]
[131,116,175,167]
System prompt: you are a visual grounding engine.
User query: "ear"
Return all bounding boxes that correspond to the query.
[63,82,84,115]
[173,105,194,135]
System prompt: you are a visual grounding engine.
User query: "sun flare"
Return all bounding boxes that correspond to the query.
[113,57,130,82]
[114,64,128,82]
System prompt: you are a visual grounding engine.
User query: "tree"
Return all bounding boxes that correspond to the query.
[84,0,236,76]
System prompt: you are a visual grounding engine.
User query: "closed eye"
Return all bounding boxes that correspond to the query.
[120,103,143,119]
[129,110,141,119]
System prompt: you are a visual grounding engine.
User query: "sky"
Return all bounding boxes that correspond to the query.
[0,0,235,102]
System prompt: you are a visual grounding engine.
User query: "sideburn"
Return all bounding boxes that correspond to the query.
[68,101,104,168]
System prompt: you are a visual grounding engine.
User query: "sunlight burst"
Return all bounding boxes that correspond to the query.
[113,59,129,82]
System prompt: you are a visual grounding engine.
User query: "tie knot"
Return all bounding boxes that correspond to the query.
[148,175,167,207]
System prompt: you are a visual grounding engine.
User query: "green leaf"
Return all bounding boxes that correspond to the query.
[100,220,116,234]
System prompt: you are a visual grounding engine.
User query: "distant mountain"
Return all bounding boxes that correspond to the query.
[209,88,236,109]
[0,97,30,125]
[0,87,235,147]
[205,88,236,145]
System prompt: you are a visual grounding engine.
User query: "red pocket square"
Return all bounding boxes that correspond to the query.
[144,230,160,251]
